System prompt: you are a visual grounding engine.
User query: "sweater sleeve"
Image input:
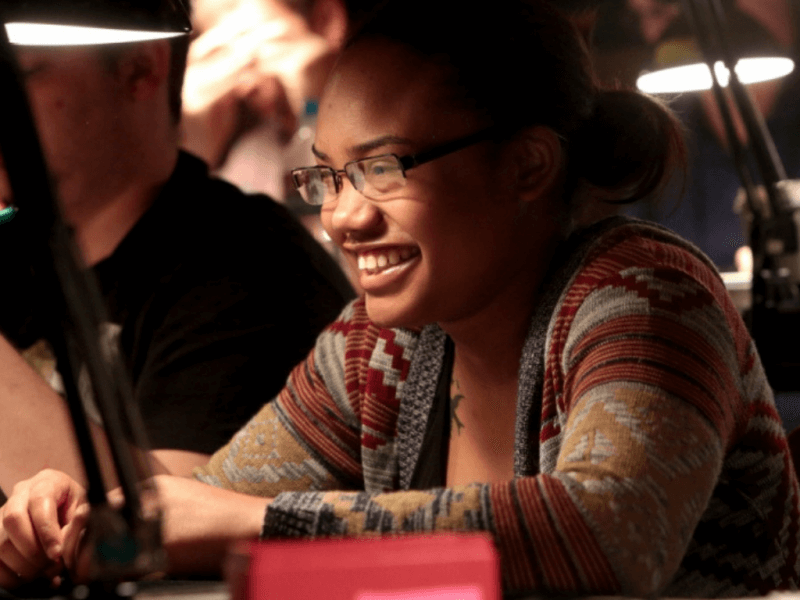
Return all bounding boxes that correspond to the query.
[197,251,756,597]
[193,300,369,495]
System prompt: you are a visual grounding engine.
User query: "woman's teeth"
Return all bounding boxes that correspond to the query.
[357,248,416,274]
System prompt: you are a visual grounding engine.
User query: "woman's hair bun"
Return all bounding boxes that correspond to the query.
[569,89,687,203]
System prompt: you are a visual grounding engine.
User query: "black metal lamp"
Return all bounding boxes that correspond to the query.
[636,1,794,94]
[634,0,800,391]
[0,0,191,592]
[3,0,190,45]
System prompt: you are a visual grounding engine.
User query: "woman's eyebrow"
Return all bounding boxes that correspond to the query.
[312,136,417,163]
[350,135,415,156]
[311,145,329,161]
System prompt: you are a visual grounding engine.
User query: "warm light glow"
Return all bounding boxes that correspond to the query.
[5,22,185,46]
[637,57,795,94]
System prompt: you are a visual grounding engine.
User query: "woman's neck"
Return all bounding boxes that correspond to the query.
[438,229,562,389]
[439,276,540,393]
[443,290,531,486]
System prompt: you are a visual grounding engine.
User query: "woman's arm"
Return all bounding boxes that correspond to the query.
[259,388,724,597]
[191,249,792,597]
[131,476,271,578]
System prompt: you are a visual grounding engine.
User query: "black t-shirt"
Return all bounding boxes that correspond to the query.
[0,152,354,454]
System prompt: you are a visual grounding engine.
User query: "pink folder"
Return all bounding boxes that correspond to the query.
[227,534,501,600]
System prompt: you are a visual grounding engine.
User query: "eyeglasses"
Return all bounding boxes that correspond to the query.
[291,126,499,206]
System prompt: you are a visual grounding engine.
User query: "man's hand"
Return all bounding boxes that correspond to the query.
[180,0,333,168]
[0,469,271,587]
[0,469,89,589]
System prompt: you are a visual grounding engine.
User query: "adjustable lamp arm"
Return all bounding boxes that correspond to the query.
[0,22,109,509]
[682,0,790,202]
[0,20,164,585]
[679,0,800,391]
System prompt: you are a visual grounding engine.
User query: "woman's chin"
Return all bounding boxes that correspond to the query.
[364,295,428,330]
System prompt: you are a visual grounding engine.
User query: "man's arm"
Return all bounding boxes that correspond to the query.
[0,335,206,496]
[0,334,87,492]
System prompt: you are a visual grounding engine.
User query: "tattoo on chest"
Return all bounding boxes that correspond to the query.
[450,378,465,435]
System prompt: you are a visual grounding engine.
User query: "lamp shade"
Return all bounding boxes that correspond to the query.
[636,5,794,94]
[2,0,191,46]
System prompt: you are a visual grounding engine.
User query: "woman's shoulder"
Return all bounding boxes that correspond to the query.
[545,217,763,444]
[569,217,727,299]
[550,216,750,367]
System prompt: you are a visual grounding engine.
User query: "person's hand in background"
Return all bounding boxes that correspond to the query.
[0,469,89,590]
[180,0,341,169]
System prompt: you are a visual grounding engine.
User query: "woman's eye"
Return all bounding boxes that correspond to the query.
[368,161,397,177]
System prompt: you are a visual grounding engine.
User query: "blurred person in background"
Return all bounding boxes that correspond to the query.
[180,0,347,198]
[180,0,353,284]
[0,6,353,503]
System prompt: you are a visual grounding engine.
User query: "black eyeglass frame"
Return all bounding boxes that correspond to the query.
[291,125,503,205]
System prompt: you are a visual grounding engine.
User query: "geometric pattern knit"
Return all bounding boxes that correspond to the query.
[194,218,800,597]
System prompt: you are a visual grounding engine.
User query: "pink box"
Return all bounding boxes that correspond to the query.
[227,534,501,600]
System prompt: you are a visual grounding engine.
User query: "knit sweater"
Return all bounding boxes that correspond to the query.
[195,218,800,597]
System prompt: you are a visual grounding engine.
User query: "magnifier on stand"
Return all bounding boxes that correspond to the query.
[0,1,190,593]
[638,0,800,392]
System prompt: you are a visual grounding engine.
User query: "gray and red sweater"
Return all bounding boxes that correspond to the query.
[195,218,800,597]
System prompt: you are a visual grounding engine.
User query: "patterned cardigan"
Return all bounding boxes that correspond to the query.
[195,219,800,597]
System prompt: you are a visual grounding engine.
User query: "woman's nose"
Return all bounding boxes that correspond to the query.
[324,177,383,242]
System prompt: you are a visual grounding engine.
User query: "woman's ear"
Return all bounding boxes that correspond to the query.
[118,39,171,100]
[513,126,564,203]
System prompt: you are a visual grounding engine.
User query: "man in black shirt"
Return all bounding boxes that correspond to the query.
[0,24,352,494]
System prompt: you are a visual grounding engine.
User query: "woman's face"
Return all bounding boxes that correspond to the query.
[316,39,563,329]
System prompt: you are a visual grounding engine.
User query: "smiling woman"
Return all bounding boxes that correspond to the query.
[2,0,799,597]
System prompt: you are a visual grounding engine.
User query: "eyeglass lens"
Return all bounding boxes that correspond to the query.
[346,156,405,197]
[293,168,337,205]
[294,155,408,205]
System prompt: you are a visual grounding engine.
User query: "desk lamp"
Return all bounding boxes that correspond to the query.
[636,3,794,94]
[4,0,190,45]
[0,0,190,591]
[636,0,800,391]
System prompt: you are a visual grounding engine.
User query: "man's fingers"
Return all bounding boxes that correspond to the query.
[60,503,89,574]
[189,8,266,61]
[2,511,51,576]
[0,495,53,583]
[189,6,297,62]
[1,487,55,571]
[27,493,65,563]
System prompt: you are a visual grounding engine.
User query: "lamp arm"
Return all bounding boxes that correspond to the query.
[679,0,800,392]
[0,25,164,583]
[708,60,761,217]
[681,0,800,256]
[680,0,775,267]
[681,0,788,189]
[704,0,792,211]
